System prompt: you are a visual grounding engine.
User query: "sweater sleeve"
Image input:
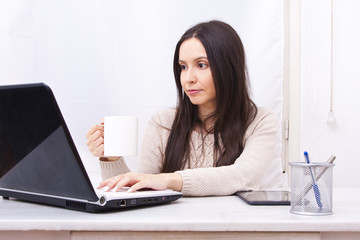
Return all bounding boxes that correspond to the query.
[99,157,130,180]
[137,110,174,174]
[176,109,280,197]
[98,109,174,180]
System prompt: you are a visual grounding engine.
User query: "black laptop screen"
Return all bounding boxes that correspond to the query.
[0,83,98,202]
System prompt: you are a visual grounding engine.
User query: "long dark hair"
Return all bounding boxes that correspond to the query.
[162,20,257,173]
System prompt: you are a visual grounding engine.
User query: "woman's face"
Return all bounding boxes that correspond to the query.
[178,38,216,115]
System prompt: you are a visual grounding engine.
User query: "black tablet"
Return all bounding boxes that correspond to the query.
[236,190,290,205]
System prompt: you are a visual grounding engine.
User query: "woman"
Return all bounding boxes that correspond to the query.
[86,20,282,196]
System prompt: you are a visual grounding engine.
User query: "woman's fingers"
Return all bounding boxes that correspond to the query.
[86,124,105,157]
[118,173,167,192]
[105,176,123,191]
[86,124,103,138]
[87,141,104,157]
[98,173,147,192]
[98,174,136,192]
[97,177,112,190]
[127,179,150,193]
[90,137,104,157]
[97,175,123,190]
[97,172,181,193]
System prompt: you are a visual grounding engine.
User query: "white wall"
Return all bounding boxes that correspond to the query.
[300,0,360,187]
[0,0,284,184]
[3,0,358,189]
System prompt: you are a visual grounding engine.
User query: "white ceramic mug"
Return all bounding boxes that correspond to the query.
[104,116,138,157]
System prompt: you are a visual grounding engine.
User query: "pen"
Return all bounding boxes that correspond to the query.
[293,155,335,207]
[304,151,323,209]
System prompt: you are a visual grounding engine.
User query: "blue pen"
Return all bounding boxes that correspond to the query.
[304,151,323,209]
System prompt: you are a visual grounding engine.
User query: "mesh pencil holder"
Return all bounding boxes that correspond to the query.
[289,162,334,215]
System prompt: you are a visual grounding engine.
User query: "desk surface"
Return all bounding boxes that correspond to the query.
[0,188,359,233]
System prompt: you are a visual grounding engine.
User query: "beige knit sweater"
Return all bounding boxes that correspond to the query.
[100,107,282,197]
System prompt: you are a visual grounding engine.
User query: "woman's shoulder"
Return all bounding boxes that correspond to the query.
[149,108,176,130]
[244,107,280,140]
[255,107,278,120]
[250,107,279,129]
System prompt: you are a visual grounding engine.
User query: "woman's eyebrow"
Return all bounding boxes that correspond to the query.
[195,56,208,61]
[178,56,208,63]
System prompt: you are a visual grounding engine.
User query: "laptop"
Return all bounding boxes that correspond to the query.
[0,83,182,212]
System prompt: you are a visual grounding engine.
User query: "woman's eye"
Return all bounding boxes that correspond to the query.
[198,62,208,69]
[180,64,187,70]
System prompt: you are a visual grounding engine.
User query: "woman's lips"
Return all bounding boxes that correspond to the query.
[187,89,201,95]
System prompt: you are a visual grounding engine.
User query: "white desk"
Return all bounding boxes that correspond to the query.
[0,188,359,240]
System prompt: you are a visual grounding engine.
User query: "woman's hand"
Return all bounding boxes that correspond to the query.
[86,122,120,161]
[97,172,183,193]
[86,123,105,157]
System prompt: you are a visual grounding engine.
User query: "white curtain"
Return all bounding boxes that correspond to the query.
[0,0,284,183]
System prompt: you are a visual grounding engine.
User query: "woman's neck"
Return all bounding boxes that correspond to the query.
[197,107,216,133]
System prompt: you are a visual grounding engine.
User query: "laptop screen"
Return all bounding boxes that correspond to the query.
[0,83,98,202]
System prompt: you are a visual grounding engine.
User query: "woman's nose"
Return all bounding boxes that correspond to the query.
[184,68,196,83]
